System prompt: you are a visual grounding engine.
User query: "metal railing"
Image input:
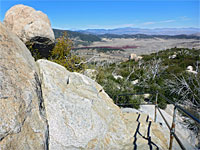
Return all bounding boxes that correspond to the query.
[116,91,200,150]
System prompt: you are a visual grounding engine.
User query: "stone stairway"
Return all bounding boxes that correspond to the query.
[123,112,169,150]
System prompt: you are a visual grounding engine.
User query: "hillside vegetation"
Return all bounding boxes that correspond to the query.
[28,32,87,72]
[95,47,200,110]
[94,47,200,139]
[53,29,102,42]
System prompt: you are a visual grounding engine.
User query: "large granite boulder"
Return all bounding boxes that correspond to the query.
[0,19,169,149]
[0,22,48,150]
[36,59,133,150]
[3,4,55,58]
[36,59,169,150]
[1,5,170,148]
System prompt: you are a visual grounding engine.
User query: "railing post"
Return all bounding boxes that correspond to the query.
[154,92,158,122]
[169,105,177,150]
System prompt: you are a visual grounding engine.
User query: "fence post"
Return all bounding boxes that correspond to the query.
[169,105,177,150]
[154,92,158,122]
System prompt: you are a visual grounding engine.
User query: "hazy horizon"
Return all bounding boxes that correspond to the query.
[56,27,200,31]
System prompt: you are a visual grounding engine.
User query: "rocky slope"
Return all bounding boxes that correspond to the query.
[0,4,170,150]
[36,59,133,150]
[0,20,169,149]
[0,22,48,150]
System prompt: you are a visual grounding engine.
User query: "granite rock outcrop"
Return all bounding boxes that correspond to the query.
[37,59,133,150]
[0,4,171,150]
[0,22,48,150]
[3,4,55,58]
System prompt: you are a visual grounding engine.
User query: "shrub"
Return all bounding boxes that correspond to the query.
[49,32,87,72]
[95,48,199,111]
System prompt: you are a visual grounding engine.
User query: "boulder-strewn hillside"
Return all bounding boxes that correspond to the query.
[36,59,171,149]
[0,20,169,149]
[0,4,173,150]
[1,4,199,150]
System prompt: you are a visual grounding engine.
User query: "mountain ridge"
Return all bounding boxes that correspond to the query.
[53,28,200,41]
[77,27,200,35]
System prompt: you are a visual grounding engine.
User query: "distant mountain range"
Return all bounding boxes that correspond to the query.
[77,27,200,35]
[53,28,200,43]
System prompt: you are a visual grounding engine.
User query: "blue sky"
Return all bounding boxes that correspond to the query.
[0,0,199,30]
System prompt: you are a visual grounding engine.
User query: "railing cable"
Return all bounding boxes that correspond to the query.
[116,91,199,150]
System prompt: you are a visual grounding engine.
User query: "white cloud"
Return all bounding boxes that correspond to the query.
[143,22,155,25]
[143,19,176,26]
[86,23,135,29]
[160,20,175,23]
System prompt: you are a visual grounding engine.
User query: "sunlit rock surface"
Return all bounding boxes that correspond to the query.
[37,59,133,150]
[122,105,197,150]
[0,22,48,150]
[4,4,55,57]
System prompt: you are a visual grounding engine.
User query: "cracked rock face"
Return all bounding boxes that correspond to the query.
[3,4,55,58]
[0,22,48,150]
[0,19,169,149]
[37,59,134,150]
